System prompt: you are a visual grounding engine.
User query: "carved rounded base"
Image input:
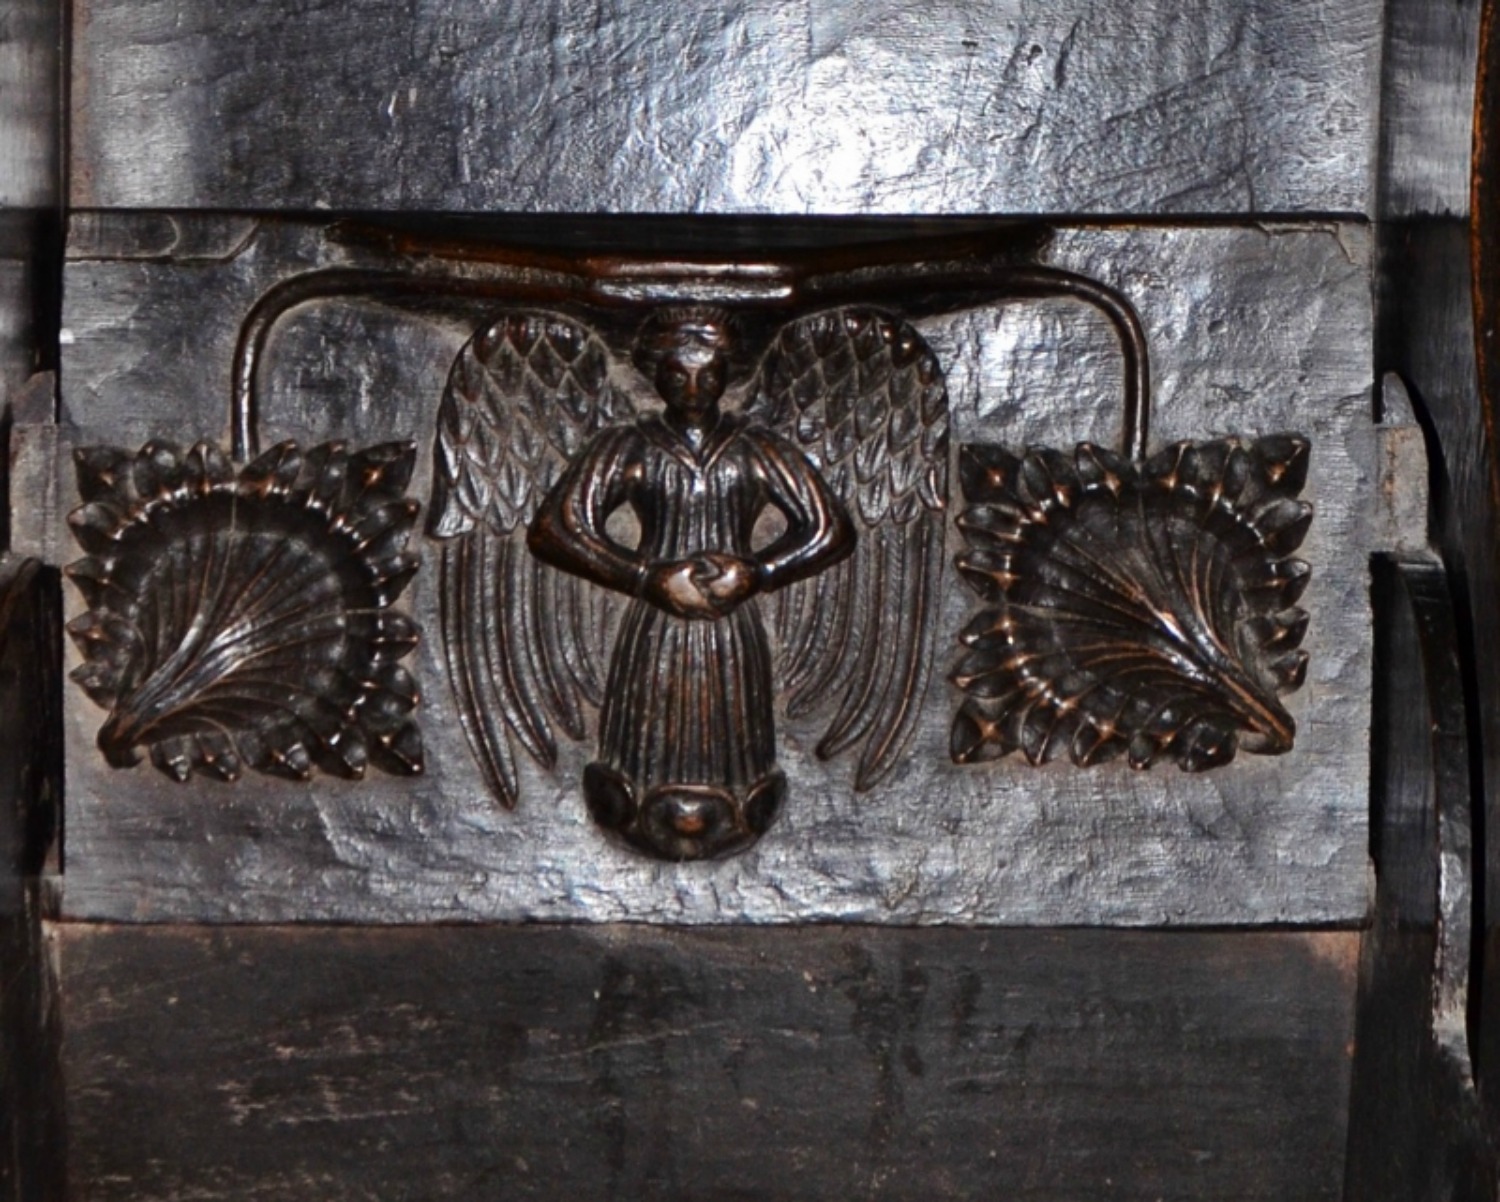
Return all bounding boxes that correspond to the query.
[582,763,786,861]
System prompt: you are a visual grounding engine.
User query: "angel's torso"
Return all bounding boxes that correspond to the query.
[605,413,797,562]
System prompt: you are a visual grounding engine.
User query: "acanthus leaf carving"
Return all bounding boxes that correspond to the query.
[65,439,425,783]
[949,435,1312,772]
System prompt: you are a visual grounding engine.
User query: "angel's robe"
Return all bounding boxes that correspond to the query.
[534,410,852,804]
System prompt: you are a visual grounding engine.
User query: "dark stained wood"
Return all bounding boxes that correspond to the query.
[0,3,66,1192]
[0,558,66,1202]
[0,557,60,885]
[57,218,1379,929]
[1470,0,1500,1137]
[1343,560,1497,1198]
[0,897,64,1202]
[1372,0,1500,1149]
[433,304,949,861]
[68,0,1381,216]
[64,439,424,783]
[0,0,1491,1198]
[951,436,1312,772]
[58,923,1357,1202]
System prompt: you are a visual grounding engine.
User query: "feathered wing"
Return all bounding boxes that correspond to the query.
[745,308,949,790]
[428,312,635,807]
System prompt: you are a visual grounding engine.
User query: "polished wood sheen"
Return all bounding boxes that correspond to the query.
[64,440,424,782]
[951,436,1311,771]
[56,923,1358,1202]
[3,0,1498,1195]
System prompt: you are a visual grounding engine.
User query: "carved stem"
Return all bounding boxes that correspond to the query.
[231,258,1151,464]
[232,268,594,460]
[996,268,1152,463]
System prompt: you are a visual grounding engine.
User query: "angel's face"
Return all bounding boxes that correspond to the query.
[655,344,728,419]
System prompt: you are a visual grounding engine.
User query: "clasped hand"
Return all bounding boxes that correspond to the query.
[644,553,761,619]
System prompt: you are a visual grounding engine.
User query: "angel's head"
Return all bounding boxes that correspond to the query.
[633,307,733,420]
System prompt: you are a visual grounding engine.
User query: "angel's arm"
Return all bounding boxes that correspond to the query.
[752,431,857,592]
[527,427,649,597]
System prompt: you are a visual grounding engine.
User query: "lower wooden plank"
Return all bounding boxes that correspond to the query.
[57,924,1356,1202]
[0,558,66,1200]
[1341,560,1498,1198]
[1,895,64,1202]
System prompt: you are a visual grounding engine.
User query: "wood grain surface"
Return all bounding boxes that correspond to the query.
[58,923,1357,1202]
[69,0,1379,216]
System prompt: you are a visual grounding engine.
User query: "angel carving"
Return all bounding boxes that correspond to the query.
[428,305,949,860]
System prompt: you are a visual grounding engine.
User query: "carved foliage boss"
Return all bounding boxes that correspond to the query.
[949,436,1312,772]
[66,439,424,782]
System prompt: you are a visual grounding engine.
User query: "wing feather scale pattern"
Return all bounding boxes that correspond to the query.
[747,308,950,790]
[428,311,633,807]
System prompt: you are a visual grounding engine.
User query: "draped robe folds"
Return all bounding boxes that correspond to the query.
[532,412,853,802]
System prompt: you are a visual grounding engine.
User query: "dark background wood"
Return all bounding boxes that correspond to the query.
[0,558,65,1202]
[1343,560,1496,1199]
[1468,0,1500,1137]
[69,0,1380,217]
[1380,0,1500,1150]
[59,924,1356,1202]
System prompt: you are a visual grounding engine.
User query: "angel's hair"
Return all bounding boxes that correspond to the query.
[632,306,734,378]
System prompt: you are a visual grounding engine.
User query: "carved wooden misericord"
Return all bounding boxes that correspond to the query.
[59,229,1317,862]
